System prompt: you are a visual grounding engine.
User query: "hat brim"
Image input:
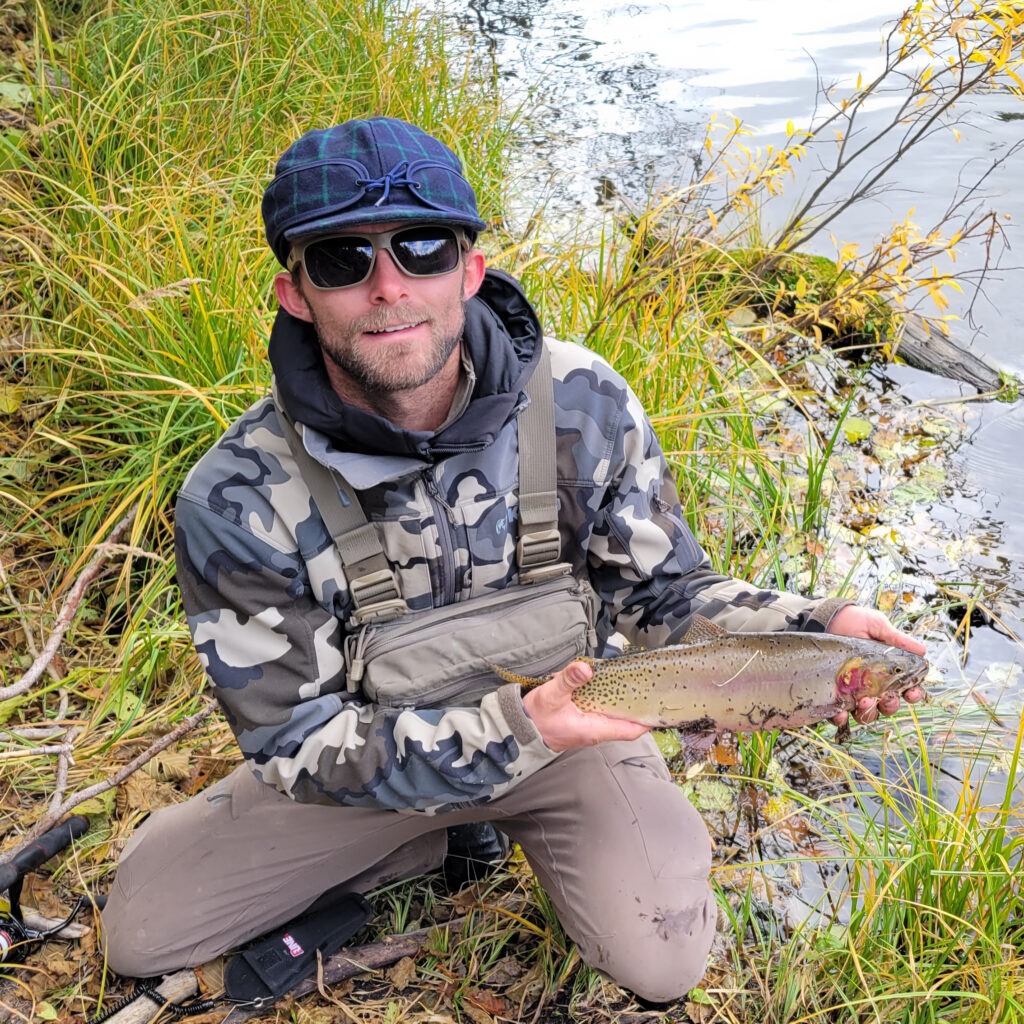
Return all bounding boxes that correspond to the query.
[283,207,487,250]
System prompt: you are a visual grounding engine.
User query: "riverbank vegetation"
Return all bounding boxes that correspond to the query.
[1,0,1023,1021]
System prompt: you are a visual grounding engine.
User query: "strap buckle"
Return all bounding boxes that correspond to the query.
[349,569,408,625]
[517,529,567,584]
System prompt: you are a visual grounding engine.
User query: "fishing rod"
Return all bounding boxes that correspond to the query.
[0,815,90,965]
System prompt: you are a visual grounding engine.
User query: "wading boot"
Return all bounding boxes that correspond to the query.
[440,822,510,891]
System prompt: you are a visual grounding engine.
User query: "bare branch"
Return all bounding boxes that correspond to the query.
[0,702,216,866]
[0,507,138,702]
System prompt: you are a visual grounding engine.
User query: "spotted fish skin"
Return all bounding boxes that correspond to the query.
[495,616,927,733]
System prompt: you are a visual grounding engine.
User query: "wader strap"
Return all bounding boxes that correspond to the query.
[517,341,567,583]
[271,379,407,625]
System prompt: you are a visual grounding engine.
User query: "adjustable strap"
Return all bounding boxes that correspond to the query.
[517,342,569,583]
[271,380,407,625]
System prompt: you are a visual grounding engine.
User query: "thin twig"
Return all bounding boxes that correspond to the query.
[0,549,64,685]
[0,702,216,866]
[0,693,71,744]
[0,745,74,760]
[0,507,138,702]
[50,727,81,813]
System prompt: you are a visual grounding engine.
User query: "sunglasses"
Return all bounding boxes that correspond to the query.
[287,225,468,290]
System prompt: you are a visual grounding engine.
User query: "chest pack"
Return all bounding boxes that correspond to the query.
[272,343,598,710]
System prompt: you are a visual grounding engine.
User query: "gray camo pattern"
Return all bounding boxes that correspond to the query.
[176,338,846,813]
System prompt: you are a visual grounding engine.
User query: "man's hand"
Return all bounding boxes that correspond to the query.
[828,605,927,726]
[522,661,649,752]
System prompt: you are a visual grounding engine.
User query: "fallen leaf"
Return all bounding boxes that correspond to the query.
[504,962,545,1007]
[460,1002,493,1024]
[842,416,872,443]
[709,743,739,767]
[652,729,681,759]
[183,756,234,795]
[117,772,158,815]
[387,956,417,992]
[482,955,523,987]
[466,987,504,1015]
[0,383,26,415]
[142,750,191,782]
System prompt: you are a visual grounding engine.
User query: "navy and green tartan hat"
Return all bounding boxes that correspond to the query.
[262,117,487,267]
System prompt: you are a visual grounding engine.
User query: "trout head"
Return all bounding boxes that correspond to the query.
[835,649,928,704]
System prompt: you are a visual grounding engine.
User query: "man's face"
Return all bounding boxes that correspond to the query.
[282,224,484,395]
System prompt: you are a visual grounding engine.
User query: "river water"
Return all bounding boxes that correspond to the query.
[443,0,1024,724]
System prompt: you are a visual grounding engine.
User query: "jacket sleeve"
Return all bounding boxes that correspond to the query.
[174,493,558,814]
[584,381,850,648]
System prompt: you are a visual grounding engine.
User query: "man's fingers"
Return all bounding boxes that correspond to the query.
[561,661,593,690]
[876,693,900,716]
[853,696,879,725]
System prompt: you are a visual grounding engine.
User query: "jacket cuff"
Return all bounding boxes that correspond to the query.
[496,683,550,749]
[805,596,856,632]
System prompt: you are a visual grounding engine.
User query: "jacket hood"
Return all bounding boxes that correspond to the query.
[268,269,543,461]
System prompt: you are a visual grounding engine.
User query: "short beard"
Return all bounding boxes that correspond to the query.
[303,287,466,395]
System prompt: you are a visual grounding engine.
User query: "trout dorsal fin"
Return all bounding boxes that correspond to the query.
[681,614,727,644]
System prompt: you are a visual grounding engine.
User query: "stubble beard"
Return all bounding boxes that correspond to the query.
[308,296,466,395]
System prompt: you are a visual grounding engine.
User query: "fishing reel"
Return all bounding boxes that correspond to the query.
[0,815,90,965]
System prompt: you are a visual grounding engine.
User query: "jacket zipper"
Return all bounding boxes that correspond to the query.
[424,474,457,605]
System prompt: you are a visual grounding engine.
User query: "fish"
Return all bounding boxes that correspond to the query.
[491,615,927,737]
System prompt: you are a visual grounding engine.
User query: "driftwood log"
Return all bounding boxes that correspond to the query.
[892,311,1009,393]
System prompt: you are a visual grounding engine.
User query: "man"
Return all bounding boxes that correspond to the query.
[101,117,925,1001]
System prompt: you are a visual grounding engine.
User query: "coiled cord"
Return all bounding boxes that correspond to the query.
[86,984,220,1024]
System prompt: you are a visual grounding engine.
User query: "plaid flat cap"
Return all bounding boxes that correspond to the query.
[262,117,487,267]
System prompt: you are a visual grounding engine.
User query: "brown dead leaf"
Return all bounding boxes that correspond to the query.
[183,756,235,796]
[116,774,179,815]
[28,951,80,996]
[449,885,484,915]
[196,956,227,995]
[142,750,191,782]
[482,955,523,988]
[460,1003,494,1024]
[116,772,157,815]
[504,962,545,1007]
[709,742,739,767]
[386,956,417,992]
[294,1005,336,1024]
[466,987,504,1015]
[21,875,66,918]
[685,999,715,1022]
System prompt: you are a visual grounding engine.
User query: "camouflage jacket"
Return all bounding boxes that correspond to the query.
[175,270,848,814]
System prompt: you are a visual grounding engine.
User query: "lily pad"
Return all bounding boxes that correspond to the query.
[891,482,938,506]
[681,777,736,813]
[653,729,681,759]
[842,416,872,443]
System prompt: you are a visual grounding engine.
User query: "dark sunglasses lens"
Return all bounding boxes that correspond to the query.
[392,227,461,277]
[304,238,374,288]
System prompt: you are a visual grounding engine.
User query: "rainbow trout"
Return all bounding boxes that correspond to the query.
[492,615,927,735]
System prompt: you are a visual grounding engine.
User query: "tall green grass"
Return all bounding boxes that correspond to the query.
[708,713,1024,1022]
[1,0,511,641]
[5,2,1021,1022]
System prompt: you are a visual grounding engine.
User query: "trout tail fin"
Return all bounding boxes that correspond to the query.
[489,658,598,690]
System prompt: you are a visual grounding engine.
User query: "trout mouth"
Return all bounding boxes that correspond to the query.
[837,654,927,701]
